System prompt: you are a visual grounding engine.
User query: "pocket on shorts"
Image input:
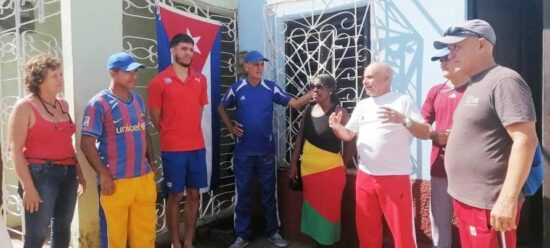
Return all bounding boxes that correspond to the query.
[143,173,158,202]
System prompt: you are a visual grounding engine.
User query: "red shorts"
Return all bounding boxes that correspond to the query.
[453,199,522,248]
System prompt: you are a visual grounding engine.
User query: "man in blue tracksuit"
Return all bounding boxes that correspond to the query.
[218,50,311,248]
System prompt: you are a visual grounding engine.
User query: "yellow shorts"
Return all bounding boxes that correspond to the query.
[100,172,157,248]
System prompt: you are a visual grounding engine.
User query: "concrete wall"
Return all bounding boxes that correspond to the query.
[61,0,123,247]
[237,0,266,52]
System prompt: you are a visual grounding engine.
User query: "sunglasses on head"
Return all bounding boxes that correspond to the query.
[307,83,329,90]
[444,26,481,38]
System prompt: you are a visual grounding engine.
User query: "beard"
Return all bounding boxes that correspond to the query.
[174,54,192,67]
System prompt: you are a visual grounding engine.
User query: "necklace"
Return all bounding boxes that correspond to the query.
[37,95,58,109]
[35,96,74,129]
[36,95,60,118]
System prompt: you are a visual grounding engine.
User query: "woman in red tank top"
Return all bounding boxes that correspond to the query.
[7,54,86,248]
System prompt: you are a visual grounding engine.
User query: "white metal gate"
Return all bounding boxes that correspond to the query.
[263,0,373,167]
[0,0,63,238]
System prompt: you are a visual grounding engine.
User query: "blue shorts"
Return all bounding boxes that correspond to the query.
[161,149,208,194]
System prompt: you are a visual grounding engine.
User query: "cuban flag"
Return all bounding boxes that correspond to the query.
[156,2,221,192]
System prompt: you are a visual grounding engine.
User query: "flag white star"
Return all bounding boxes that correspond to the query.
[187,28,202,55]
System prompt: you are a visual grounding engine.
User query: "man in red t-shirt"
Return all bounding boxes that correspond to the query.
[421,48,469,248]
[147,33,208,248]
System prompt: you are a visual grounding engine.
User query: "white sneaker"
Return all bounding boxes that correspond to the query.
[267,232,288,247]
[228,237,249,248]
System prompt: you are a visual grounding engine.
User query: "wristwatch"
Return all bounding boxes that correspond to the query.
[403,117,412,128]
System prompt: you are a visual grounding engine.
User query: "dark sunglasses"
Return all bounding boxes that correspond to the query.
[307,83,329,90]
[444,26,481,38]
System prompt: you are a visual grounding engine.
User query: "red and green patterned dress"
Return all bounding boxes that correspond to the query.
[300,106,346,245]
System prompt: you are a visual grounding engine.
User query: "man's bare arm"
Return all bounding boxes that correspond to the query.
[149,108,161,131]
[490,121,537,232]
[80,135,115,196]
[287,91,313,110]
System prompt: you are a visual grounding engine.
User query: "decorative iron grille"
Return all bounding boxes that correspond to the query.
[0,0,62,239]
[263,0,372,167]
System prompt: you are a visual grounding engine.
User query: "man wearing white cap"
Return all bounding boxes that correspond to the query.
[421,48,470,247]
[435,19,538,248]
[218,50,312,248]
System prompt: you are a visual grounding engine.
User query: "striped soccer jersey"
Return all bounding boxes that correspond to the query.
[82,90,151,179]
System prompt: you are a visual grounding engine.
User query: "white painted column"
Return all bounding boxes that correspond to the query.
[60,1,123,247]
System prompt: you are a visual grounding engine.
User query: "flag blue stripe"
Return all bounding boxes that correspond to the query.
[209,30,222,189]
[156,15,171,72]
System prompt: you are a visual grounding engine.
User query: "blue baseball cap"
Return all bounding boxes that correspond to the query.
[107,52,145,71]
[430,48,450,61]
[243,50,269,63]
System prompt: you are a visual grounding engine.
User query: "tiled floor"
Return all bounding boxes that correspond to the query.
[10,238,309,248]
[8,215,312,248]
[10,235,310,248]
[11,239,50,248]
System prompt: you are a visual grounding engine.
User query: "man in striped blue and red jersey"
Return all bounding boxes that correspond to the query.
[80,52,157,248]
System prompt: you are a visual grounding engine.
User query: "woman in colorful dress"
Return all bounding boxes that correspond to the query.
[290,74,354,246]
[8,54,85,247]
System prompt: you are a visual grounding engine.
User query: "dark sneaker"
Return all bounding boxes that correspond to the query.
[267,232,288,247]
[228,237,249,248]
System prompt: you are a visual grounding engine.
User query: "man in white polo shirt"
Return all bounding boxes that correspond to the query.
[329,61,430,248]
